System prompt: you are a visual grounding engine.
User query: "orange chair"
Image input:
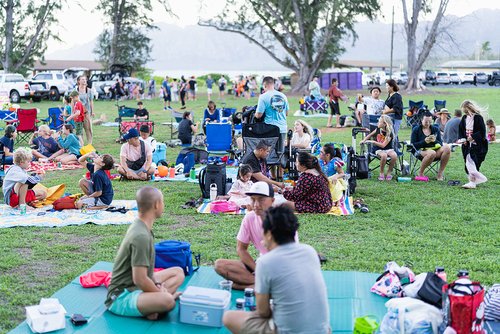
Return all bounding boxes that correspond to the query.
[7,108,39,143]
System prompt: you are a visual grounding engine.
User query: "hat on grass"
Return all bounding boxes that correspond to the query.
[246,182,274,198]
[123,128,139,140]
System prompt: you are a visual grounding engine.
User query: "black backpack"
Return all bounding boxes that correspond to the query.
[198,163,228,198]
[179,147,209,164]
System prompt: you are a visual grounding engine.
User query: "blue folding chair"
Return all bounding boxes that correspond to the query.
[206,123,232,155]
[42,107,64,131]
[405,100,426,128]
[433,100,446,113]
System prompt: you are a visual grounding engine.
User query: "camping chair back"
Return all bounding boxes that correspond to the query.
[434,100,446,112]
[242,122,281,165]
[117,105,136,120]
[206,123,232,152]
[311,128,322,155]
[14,108,38,143]
[172,110,187,123]
[47,107,64,131]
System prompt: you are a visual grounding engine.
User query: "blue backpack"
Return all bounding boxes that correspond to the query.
[154,240,200,276]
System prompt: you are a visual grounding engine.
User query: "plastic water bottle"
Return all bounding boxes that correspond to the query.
[244,288,255,310]
[190,167,196,180]
[435,266,447,282]
[453,270,473,295]
[169,167,175,178]
[210,183,217,201]
[19,204,26,215]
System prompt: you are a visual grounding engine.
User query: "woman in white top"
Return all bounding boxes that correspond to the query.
[290,120,312,149]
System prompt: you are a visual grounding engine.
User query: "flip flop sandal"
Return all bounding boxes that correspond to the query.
[386,175,393,181]
[378,175,385,181]
[447,180,461,186]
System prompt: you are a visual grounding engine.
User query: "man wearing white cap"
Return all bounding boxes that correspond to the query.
[215,182,282,290]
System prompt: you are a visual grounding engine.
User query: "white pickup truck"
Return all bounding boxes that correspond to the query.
[31,72,68,101]
[0,73,31,103]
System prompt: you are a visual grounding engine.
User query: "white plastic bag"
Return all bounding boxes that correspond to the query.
[379,297,443,334]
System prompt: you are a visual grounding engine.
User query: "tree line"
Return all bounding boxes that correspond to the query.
[1,0,458,91]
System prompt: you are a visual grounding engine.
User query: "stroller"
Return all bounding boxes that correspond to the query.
[346,127,371,194]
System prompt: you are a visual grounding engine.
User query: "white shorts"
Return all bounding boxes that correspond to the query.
[79,196,107,207]
[207,88,212,94]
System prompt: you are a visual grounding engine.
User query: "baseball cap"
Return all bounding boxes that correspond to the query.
[123,128,139,140]
[245,182,274,198]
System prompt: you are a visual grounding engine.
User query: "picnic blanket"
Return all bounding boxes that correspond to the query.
[10,161,84,173]
[0,200,137,228]
[9,262,391,334]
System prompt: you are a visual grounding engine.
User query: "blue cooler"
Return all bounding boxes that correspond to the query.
[179,286,230,327]
[153,143,167,165]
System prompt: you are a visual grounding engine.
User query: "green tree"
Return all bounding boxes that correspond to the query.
[480,41,491,60]
[0,0,64,73]
[199,0,380,93]
[94,0,172,71]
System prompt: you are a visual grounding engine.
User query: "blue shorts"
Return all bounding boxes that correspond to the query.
[108,289,143,317]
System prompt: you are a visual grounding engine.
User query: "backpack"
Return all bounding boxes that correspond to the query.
[198,163,227,198]
[154,240,200,276]
[53,195,77,210]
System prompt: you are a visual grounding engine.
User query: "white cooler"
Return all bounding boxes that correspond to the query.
[179,286,230,327]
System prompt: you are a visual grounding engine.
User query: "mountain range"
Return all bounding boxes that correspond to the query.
[46,9,500,71]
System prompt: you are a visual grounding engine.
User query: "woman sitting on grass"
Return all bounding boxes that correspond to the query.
[360,115,397,181]
[283,151,333,213]
[54,124,82,165]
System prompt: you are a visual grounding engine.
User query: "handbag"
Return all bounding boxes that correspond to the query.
[355,154,369,179]
[210,200,239,213]
[417,272,446,308]
[154,240,200,276]
[371,270,403,298]
[52,195,78,210]
[442,281,485,334]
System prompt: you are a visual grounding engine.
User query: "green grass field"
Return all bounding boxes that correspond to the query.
[0,87,499,333]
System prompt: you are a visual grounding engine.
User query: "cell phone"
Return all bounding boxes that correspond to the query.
[70,314,87,326]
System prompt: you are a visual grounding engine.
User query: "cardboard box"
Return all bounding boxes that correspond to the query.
[26,298,66,333]
[179,286,230,327]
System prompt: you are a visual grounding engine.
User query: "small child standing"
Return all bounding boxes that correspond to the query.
[66,91,85,146]
[226,164,253,206]
[2,148,47,209]
[76,152,115,209]
[62,95,75,128]
[486,119,496,142]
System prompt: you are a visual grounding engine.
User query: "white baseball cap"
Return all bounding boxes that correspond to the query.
[245,182,274,198]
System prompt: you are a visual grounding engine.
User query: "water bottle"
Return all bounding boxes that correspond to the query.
[244,288,255,310]
[190,167,196,180]
[169,166,175,178]
[435,266,447,282]
[20,204,26,215]
[210,183,217,201]
[453,270,473,295]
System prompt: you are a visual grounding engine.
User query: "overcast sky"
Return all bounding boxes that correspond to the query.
[47,0,500,53]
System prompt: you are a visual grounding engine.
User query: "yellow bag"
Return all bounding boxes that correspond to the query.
[80,144,96,156]
[31,183,66,207]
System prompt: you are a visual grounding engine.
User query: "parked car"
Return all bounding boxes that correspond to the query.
[436,72,451,85]
[422,70,436,85]
[488,71,500,86]
[393,71,408,85]
[88,64,144,100]
[0,73,49,103]
[31,72,68,101]
[476,72,489,84]
[280,76,291,86]
[458,72,474,84]
[449,72,461,84]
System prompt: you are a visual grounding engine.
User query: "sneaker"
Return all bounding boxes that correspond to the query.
[163,107,167,111]
[167,106,173,110]
[462,182,476,189]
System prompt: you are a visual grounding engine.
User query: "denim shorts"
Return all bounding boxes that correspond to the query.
[108,289,143,317]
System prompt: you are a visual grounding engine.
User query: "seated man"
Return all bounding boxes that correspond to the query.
[105,186,184,319]
[223,205,330,334]
[443,109,463,144]
[76,152,115,210]
[118,128,155,180]
[411,112,451,181]
[215,182,275,290]
[2,148,47,209]
[134,101,149,120]
[241,140,284,190]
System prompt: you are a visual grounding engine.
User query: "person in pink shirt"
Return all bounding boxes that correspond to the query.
[214,182,275,290]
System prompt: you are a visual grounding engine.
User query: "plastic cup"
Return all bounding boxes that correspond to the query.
[219,280,233,293]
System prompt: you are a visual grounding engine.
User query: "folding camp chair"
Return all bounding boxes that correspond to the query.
[0,110,17,123]
[7,108,39,143]
[406,142,441,176]
[432,100,446,113]
[42,107,64,131]
[206,122,232,156]
[116,105,154,136]
[364,140,407,176]
[405,100,426,128]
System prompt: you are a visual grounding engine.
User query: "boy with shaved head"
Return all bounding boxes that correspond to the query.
[105,186,185,320]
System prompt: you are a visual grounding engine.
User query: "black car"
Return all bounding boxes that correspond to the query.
[423,70,436,85]
[488,71,500,86]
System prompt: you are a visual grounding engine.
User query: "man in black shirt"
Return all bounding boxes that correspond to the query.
[188,76,197,101]
[241,140,285,190]
[134,101,149,120]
